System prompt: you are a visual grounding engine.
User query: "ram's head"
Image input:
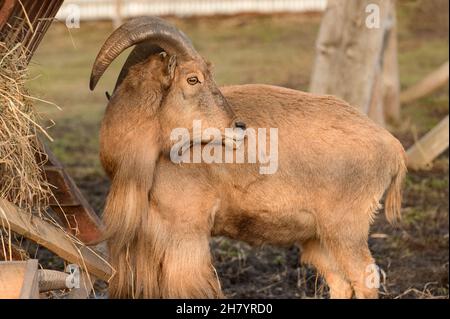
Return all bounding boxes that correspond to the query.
[90,17,246,155]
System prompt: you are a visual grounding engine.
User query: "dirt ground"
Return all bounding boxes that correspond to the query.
[74,161,449,299]
[26,0,448,299]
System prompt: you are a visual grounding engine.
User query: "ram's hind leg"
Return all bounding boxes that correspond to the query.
[319,205,380,299]
[326,239,379,299]
[301,239,353,299]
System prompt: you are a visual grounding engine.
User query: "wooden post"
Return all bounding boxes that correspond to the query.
[407,115,449,170]
[0,260,39,299]
[400,61,449,104]
[0,198,113,281]
[310,0,398,126]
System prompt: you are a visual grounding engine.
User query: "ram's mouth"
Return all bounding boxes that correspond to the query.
[175,132,245,158]
[190,129,246,148]
[223,128,246,149]
[197,137,244,147]
[223,136,245,149]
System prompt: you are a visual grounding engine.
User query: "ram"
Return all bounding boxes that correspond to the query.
[90,17,407,299]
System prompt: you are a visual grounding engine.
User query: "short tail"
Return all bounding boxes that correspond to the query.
[384,152,407,224]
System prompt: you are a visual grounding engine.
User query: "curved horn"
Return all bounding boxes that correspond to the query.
[89,16,199,91]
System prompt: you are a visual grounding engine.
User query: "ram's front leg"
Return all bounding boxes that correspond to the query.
[158,233,223,298]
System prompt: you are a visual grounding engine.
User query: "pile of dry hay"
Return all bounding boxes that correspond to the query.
[0,40,56,261]
[0,22,106,297]
[0,41,52,216]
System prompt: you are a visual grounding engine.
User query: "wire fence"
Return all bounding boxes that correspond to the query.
[56,0,327,21]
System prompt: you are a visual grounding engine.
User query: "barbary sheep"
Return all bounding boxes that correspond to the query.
[90,17,407,299]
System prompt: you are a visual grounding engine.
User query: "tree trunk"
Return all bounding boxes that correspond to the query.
[382,1,401,123]
[310,0,399,126]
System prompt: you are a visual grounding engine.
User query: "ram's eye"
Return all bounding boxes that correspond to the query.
[187,76,199,85]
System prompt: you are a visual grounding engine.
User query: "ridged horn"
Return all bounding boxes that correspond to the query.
[89,16,199,91]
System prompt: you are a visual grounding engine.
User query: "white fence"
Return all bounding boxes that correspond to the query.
[56,0,327,21]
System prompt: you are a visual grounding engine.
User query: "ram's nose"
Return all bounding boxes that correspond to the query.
[233,121,247,130]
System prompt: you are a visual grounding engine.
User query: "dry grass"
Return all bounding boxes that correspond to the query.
[0,41,53,216]
[0,40,83,275]
[0,11,114,294]
[0,39,57,265]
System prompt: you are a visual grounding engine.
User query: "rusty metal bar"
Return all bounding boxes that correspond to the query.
[0,0,17,29]
[0,0,64,61]
[28,0,63,55]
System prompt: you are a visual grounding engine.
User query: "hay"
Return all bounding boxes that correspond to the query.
[0,39,56,265]
[0,40,53,216]
[0,40,110,298]
[0,9,110,297]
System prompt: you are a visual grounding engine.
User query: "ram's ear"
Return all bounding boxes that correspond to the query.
[159,52,177,88]
[166,55,177,80]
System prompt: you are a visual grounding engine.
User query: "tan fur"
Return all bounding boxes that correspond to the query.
[99,54,407,299]
[384,154,407,224]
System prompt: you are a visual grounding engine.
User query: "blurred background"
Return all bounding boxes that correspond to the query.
[25,0,448,298]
